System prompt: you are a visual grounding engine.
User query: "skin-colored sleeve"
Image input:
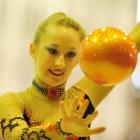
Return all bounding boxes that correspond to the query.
[66,77,114,108]
[0,93,66,140]
[129,22,140,52]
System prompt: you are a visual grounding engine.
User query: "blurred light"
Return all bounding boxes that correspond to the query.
[131,0,140,97]
[132,53,140,87]
[136,0,140,22]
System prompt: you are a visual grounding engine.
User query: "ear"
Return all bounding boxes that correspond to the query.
[29,43,36,60]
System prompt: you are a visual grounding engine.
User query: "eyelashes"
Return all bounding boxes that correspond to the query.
[46,47,57,55]
[65,51,77,58]
[46,47,77,58]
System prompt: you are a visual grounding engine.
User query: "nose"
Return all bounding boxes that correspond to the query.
[54,55,65,68]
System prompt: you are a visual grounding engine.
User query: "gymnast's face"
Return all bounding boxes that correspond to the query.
[30,25,81,87]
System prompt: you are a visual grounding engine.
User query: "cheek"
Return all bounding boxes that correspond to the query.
[66,59,78,71]
[37,55,52,71]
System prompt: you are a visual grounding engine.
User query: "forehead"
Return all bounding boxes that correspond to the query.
[40,25,81,49]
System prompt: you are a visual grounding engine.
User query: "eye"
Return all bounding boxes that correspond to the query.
[46,47,58,55]
[66,51,77,58]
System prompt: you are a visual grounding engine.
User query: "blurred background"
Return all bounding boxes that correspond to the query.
[0,0,140,139]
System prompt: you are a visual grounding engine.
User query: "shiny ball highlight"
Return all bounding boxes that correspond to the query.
[79,27,137,86]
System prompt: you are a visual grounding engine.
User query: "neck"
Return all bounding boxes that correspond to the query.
[32,79,65,100]
[34,77,65,89]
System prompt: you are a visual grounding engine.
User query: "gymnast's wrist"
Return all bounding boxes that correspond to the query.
[55,119,72,136]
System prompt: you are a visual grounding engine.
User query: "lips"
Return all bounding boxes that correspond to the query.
[48,69,64,76]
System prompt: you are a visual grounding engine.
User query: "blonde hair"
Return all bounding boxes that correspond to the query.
[33,12,86,44]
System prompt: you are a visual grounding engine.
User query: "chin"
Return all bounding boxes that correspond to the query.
[54,81,65,87]
[41,75,66,87]
[48,79,66,87]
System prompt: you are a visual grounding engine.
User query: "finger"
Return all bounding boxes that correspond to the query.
[60,101,68,117]
[66,87,78,99]
[77,99,89,118]
[66,91,74,99]
[69,91,75,99]
[87,127,106,135]
[64,95,72,116]
[69,87,79,97]
[72,96,79,111]
[84,111,98,125]
[68,96,79,116]
[64,96,75,117]
[67,97,71,116]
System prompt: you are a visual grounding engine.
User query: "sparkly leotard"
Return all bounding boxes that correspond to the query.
[0,79,95,140]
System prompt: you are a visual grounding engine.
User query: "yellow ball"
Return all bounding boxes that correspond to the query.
[79,27,138,86]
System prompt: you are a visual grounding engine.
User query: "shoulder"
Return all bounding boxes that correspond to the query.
[0,92,25,114]
[0,92,23,103]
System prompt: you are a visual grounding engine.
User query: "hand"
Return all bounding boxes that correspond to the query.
[60,96,106,137]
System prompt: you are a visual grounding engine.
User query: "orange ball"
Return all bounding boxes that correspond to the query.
[79,27,138,86]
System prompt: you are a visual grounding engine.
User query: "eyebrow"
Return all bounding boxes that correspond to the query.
[69,47,77,50]
[47,43,77,50]
[48,43,58,48]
